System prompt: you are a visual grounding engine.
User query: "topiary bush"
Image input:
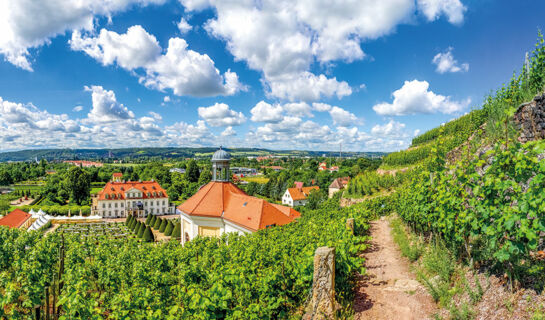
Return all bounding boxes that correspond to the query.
[159,219,167,233]
[154,217,162,229]
[143,226,154,242]
[171,222,181,239]
[164,221,174,236]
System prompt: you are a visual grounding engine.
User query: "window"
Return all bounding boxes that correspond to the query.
[156,200,159,206]
[102,203,105,208]
[162,200,165,205]
[115,203,118,208]
[120,203,124,207]
[150,208,154,214]
[108,203,111,208]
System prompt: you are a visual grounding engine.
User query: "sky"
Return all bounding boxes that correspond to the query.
[0,0,543,152]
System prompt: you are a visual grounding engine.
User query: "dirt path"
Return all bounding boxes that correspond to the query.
[354,217,437,320]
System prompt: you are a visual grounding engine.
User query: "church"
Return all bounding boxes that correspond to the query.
[178,147,300,244]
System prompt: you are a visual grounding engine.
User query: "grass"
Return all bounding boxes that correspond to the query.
[389,215,487,319]
[90,187,103,195]
[241,176,270,184]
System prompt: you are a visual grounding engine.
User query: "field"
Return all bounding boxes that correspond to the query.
[241,176,270,184]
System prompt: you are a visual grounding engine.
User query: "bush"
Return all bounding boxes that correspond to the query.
[143,226,154,242]
[171,222,181,239]
[145,214,152,225]
[137,222,145,238]
[159,219,167,233]
[125,215,131,225]
[164,221,174,236]
[154,217,162,229]
[149,214,156,226]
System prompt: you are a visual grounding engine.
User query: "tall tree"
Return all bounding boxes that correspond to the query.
[63,166,91,205]
[186,160,200,183]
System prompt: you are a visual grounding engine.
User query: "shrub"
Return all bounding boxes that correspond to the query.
[164,221,174,236]
[171,222,181,239]
[145,214,152,225]
[149,214,156,226]
[143,226,154,242]
[159,219,167,233]
[154,217,162,229]
[137,222,145,238]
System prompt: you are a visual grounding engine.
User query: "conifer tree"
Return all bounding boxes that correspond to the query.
[149,214,156,226]
[137,222,145,238]
[125,215,131,225]
[145,213,152,225]
[171,222,181,239]
[164,221,174,236]
[154,217,162,229]
[159,219,167,233]
[143,226,154,242]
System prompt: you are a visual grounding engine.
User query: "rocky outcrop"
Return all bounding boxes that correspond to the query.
[514,93,545,143]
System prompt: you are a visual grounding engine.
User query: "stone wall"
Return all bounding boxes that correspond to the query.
[514,93,545,143]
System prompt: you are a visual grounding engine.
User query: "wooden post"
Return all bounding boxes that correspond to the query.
[34,305,41,320]
[303,247,336,320]
[45,287,50,320]
[346,218,354,235]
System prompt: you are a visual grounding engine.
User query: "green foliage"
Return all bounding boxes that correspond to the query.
[154,217,162,229]
[137,222,145,238]
[149,214,157,227]
[186,160,200,183]
[143,226,154,242]
[346,170,411,198]
[164,221,174,236]
[63,166,91,205]
[171,221,181,239]
[145,213,152,225]
[159,219,167,233]
[396,141,545,288]
[382,145,432,167]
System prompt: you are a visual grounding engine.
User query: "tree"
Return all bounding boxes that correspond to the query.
[198,166,212,185]
[149,214,156,226]
[137,222,145,238]
[125,215,131,225]
[143,226,154,242]
[186,160,200,183]
[0,170,12,185]
[145,213,152,225]
[63,166,91,205]
[171,222,181,239]
[167,186,180,203]
[159,219,167,233]
[154,217,162,229]
[306,189,325,210]
[164,221,174,236]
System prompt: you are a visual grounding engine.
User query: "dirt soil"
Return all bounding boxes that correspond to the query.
[354,217,437,320]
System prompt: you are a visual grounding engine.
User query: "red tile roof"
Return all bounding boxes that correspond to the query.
[178,181,300,231]
[0,209,31,229]
[96,181,168,200]
[287,186,320,201]
[329,177,350,189]
[294,181,304,189]
[112,172,123,178]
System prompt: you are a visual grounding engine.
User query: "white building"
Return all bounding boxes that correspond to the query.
[91,174,174,218]
[282,186,320,207]
[178,147,300,245]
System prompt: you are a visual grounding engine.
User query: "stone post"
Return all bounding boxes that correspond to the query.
[346,218,354,235]
[304,247,336,320]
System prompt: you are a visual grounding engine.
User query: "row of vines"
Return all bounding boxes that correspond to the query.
[0,194,390,319]
[345,170,412,197]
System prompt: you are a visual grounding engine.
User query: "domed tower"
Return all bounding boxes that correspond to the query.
[212,146,231,182]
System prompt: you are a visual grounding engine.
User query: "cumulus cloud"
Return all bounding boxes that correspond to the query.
[329,106,359,127]
[197,102,246,127]
[179,0,466,101]
[373,79,470,116]
[312,102,333,112]
[177,17,192,34]
[432,47,469,73]
[250,101,284,123]
[73,106,83,112]
[221,126,236,137]
[85,85,135,123]
[371,120,406,136]
[0,0,166,71]
[283,102,313,118]
[70,25,245,97]
[417,0,467,24]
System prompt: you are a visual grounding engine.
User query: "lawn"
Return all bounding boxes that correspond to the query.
[91,187,103,195]
[241,176,270,184]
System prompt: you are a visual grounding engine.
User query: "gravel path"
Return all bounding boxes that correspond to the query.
[354,217,437,320]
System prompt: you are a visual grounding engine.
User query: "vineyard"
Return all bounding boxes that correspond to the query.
[345,170,411,198]
[0,194,389,319]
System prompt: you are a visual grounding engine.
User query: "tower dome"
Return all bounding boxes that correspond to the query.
[211,146,230,181]
[212,146,231,162]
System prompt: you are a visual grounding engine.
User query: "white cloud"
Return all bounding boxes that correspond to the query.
[312,102,333,112]
[221,126,236,137]
[371,120,406,136]
[0,0,166,71]
[163,96,171,103]
[432,47,469,73]
[329,106,359,127]
[177,17,193,34]
[417,0,467,25]
[73,106,83,112]
[414,129,421,136]
[250,101,284,123]
[70,25,245,97]
[197,102,246,127]
[373,79,470,116]
[84,85,135,123]
[283,102,313,118]
[180,0,465,101]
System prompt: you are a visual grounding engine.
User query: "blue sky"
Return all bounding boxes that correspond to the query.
[0,0,543,152]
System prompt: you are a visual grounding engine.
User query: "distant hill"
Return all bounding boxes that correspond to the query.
[0,147,385,162]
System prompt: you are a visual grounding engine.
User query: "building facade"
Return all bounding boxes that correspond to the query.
[178,147,300,245]
[282,186,320,207]
[91,174,173,218]
[328,177,350,198]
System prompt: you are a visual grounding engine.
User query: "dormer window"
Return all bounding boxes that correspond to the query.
[105,194,109,199]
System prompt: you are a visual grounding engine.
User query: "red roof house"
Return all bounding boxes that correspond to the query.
[0,209,32,229]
